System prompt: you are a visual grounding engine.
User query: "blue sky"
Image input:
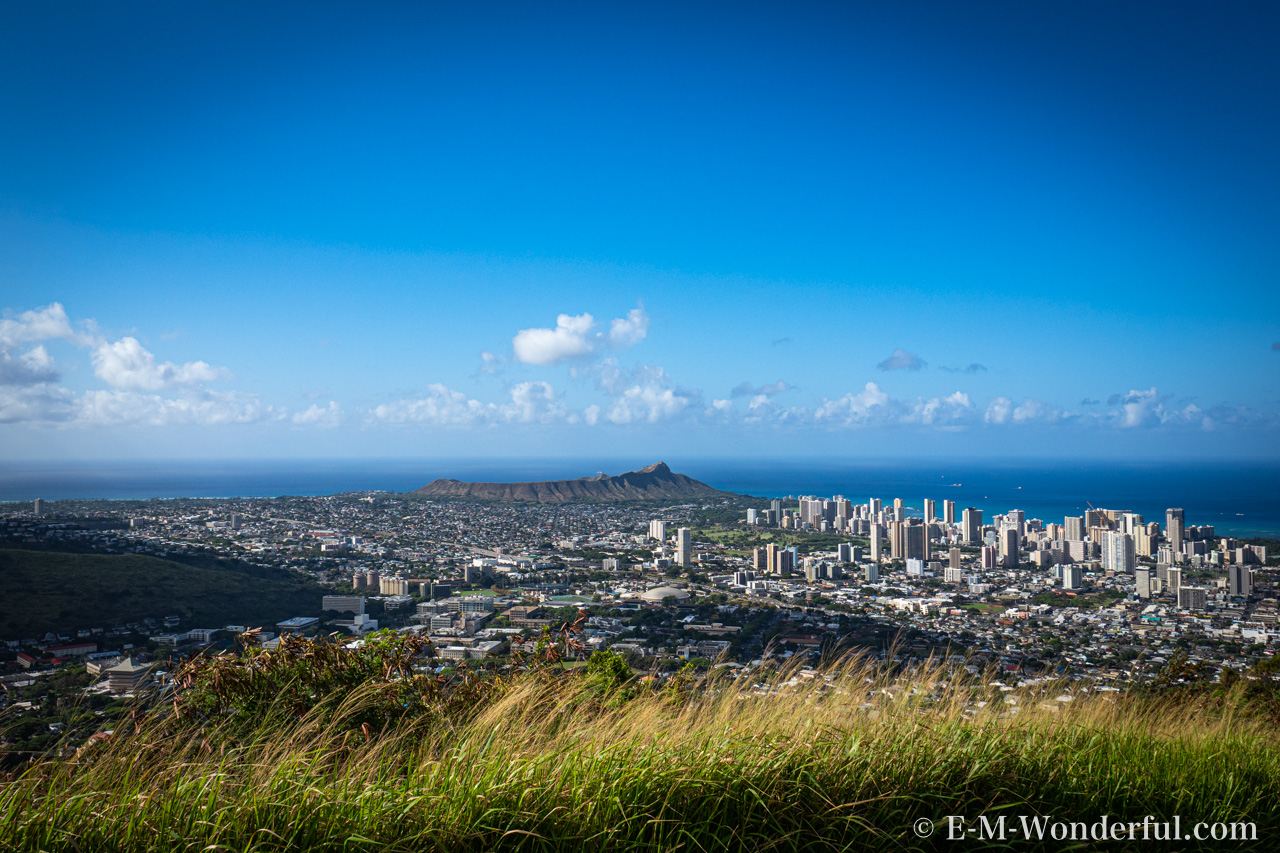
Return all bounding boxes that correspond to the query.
[1,1,1278,460]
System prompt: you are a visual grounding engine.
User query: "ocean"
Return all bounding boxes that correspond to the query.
[1,457,1277,538]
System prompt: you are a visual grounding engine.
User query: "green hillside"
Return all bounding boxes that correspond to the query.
[0,548,325,638]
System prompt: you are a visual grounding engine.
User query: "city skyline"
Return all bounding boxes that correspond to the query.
[2,3,1278,460]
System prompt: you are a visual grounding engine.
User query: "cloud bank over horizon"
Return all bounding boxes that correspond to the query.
[2,300,1275,459]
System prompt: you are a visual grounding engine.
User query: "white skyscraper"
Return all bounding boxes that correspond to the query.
[1102,531,1135,573]
[676,527,692,567]
[649,520,668,542]
[1166,508,1185,554]
[962,508,982,545]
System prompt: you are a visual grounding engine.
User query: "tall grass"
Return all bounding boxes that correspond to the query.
[2,656,1278,851]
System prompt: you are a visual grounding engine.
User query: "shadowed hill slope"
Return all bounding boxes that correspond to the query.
[0,549,324,639]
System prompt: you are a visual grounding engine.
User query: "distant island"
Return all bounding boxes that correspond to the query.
[412,461,736,503]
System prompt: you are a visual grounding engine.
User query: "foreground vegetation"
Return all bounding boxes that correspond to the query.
[2,633,1278,851]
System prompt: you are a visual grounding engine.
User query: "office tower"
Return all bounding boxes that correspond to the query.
[1166,508,1185,554]
[869,523,884,562]
[949,547,961,570]
[648,520,667,542]
[999,526,1020,567]
[1229,564,1253,597]
[676,528,692,567]
[923,499,936,523]
[1166,567,1182,596]
[1062,565,1084,590]
[962,508,982,544]
[33,498,44,516]
[1135,568,1151,598]
[943,500,956,525]
[838,542,854,563]
[1102,531,1136,573]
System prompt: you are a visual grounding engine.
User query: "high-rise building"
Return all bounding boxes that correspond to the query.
[1178,586,1207,611]
[33,498,45,516]
[1166,567,1182,597]
[765,543,779,575]
[905,520,927,562]
[999,526,1020,567]
[864,563,879,583]
[1166,508,1185,554]
[752,548,769,572]
[770,499,783,516]
[777,548,794,577]
[869,524,884,562]
[923,499,936,523]
[1063,516,1084,542]
[746,508,758,525]
[962,508,983,545]
[890,521,904,560]
[648,520,668,542]
[1102,531,1136,573]
[1062,565,1084,590]
[949,547,962,570]
[676,528,692,567]
[838,542,854,563]
[869,498,882,515]
[1135,568,1151,598]
[943,500,956,525]
[981,545,998,569]
[1229,564,1253,598]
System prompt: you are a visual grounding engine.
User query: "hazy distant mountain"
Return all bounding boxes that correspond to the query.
[412,461,735,503]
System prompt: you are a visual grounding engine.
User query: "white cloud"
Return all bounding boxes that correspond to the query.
[292,401,344,427]
[512,305,649,365]
[0,383,78,424]
[75,389,277,427]
[91,337,231,390]
[984,397,1013,424]
[0,345,60,386]
[607,382,694,424]
[371,384,495,427]
[914,391,973,425]
[814,382,892,425]
[370,382,571,427]
[608,306,650,349]
[877,348,927,371]
[731,380,793,398]
[504,381,569,424]
[0,302,86,350]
